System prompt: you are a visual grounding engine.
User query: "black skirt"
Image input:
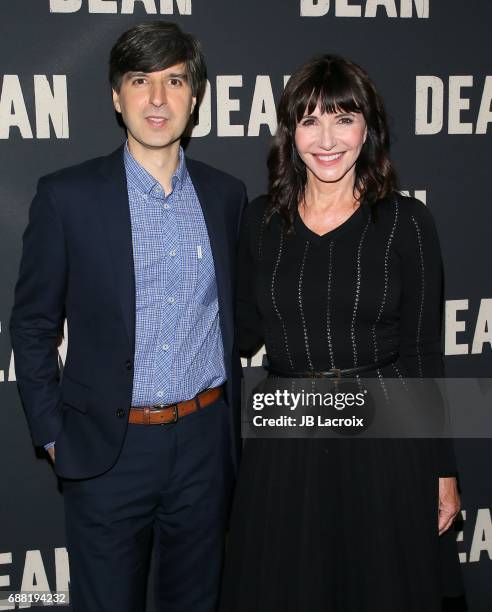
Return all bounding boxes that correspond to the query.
[219,437,463,612]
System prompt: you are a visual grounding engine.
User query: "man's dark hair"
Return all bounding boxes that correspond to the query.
[109,21,206,98]
[267,54,398,231]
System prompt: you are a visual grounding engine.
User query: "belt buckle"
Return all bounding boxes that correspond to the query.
[168,404,179,423]
[152,403,179,424]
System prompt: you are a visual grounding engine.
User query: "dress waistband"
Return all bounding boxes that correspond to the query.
[266,353,398,379]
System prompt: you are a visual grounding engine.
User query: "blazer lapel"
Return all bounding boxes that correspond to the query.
[98,146,136,352]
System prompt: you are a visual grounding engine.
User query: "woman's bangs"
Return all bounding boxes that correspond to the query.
[293,83,321,123]
[294,72,363,122]
[318,79,362,115]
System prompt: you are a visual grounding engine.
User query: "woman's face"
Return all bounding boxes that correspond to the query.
[294,104,367,187]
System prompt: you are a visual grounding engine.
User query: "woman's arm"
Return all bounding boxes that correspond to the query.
[396,195,460,532]
[235,198,266,357]
[397,196,458,477]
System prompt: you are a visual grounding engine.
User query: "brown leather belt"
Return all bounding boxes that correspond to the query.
[128,385,223,425]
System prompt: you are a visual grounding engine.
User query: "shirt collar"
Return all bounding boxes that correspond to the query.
[123,141,187,197]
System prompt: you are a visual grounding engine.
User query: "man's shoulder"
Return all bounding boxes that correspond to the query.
[185,157,246,194]
[38,146,124,192]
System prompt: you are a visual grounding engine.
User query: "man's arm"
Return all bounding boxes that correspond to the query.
[10,177,67,448]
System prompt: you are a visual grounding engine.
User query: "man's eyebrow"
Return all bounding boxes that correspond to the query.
[124,71,147,79]
[123,71,188,80]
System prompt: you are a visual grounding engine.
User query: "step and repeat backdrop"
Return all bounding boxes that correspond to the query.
[0,1,491,610]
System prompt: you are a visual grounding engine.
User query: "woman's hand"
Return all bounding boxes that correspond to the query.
[438,477,460,535]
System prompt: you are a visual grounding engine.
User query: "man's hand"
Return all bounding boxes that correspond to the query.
[438,476,460,535]
[47,445,55,463]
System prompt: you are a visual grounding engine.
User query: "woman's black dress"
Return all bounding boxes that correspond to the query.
[220,193,463,612]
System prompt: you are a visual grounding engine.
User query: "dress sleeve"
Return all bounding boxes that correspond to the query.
[396,197,457,477]
[397,198,443,377]
[235,198,265,357]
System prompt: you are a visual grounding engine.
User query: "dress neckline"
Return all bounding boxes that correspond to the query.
[294,202,365,241]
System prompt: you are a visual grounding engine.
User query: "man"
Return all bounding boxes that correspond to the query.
[10,21,246,612]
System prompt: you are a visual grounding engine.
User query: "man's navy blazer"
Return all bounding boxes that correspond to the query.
[10,145,247,480]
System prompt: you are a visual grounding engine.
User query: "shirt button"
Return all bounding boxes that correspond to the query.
[167,296,175,304]
[169,250,176,257]
[163,203,170,210]
[156,391,164,398]
[162,344,170,351]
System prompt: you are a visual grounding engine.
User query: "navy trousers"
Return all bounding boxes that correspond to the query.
[62,396,233,612]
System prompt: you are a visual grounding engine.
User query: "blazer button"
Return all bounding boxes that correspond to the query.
[125,360,132,371]
[116,408,125,418]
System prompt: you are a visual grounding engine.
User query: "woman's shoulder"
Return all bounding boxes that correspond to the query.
[242,194,271,228]
[375,191,435,227]
[246,193,270,214]
[376,192,441,257]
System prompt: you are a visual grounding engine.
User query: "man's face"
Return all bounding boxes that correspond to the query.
[112,63,196,153]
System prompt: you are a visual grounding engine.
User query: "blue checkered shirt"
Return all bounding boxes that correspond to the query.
[124,143,226,406]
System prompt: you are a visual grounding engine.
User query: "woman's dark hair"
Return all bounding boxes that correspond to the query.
[268,54,398,230]
[109,21,206,98]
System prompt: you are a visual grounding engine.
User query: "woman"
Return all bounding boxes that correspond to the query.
[220,55,463,612]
